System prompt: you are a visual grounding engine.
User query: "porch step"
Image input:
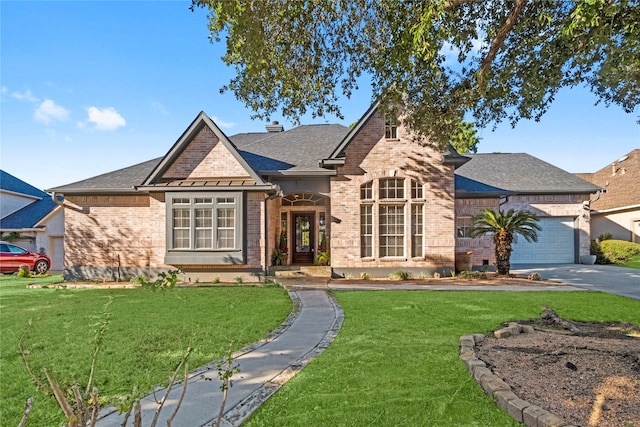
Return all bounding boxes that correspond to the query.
[272,266,332,278]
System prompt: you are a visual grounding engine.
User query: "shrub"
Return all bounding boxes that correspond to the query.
[17,264,31,278]
[360,272,370,280]
[599,240,640,265]
[314,250,330,266]
[598,232,613,241]
[390,270,411,280]
[458,270,481,280]
[131,274,149,284]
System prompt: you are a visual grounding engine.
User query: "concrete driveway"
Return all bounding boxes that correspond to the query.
[512,264,640,300]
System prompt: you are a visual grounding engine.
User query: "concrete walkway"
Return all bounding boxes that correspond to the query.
[96,290,343,427]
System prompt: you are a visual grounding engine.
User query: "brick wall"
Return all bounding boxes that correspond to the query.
[163,126,250,179]
[330,111,456,271]
[64,194,167,270]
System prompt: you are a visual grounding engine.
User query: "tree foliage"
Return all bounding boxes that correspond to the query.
[470,208,541,275]
[192,0,639,148]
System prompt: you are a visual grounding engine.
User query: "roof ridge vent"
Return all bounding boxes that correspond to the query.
[265,121,284,133]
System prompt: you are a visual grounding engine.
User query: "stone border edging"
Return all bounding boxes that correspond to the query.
[460,323,578,427]
[216,291,345,427]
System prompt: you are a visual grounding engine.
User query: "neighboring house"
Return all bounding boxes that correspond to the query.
[0,170,65,271]
[49,105,601,281]
[576,149,640,243]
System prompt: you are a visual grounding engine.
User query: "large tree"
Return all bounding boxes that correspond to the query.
[192,0,639,148]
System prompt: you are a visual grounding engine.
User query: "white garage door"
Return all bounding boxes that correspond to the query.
[511,217,575,264]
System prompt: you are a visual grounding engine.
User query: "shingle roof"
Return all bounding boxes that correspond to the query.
[48,158,162,193]
[0,170,58,229]
[577,149,640,211]
[455,153,602,197]
[231,124,350,172]
[1,170,46,198]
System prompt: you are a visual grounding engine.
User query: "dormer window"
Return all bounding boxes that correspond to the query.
[385,116,398,139]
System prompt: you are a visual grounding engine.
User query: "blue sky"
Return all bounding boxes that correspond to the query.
[1,1,638,191]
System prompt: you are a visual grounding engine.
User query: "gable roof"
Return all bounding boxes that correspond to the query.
[322,102,469,168]
[455,153,602,198]
[577,149,640,211]
[0,170,58,230]
[141,111,268,187]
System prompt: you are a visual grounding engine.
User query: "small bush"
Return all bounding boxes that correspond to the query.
[360,272,370,280]
[598,232,613,241]
[390,270,411,280]
[458,270,480,280]
[131,274,149,284]
[599,240,640,265]
[17,264,31,278]
[314,250,330,266]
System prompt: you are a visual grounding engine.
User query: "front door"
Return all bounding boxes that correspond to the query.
[292,212,315,264]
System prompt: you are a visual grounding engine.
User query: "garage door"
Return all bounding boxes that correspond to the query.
[511,217,575,264]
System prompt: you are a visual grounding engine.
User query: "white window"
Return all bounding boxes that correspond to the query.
[411,204,423,257]
[360,205,373,257]
[379,204,404,257]
[167,193,241,252]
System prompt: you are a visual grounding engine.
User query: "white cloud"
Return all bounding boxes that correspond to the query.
[1,86,7,94]
[86,106,126,131]
[212,115,236,129]
[12,89,39,102]
[34,99,70,124]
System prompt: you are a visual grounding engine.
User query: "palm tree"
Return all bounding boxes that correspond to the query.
[470,208,541,275]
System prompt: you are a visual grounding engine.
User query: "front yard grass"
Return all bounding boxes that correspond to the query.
[246,290,640,426]
[0,275,291,426]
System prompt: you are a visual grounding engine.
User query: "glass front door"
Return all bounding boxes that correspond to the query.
[292,212,315,264]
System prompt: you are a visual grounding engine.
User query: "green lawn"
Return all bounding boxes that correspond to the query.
[246,290,640,427]
[0,275,292,426]
[623,254,640,269]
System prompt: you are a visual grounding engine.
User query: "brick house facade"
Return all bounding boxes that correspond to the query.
[50,105,601,281]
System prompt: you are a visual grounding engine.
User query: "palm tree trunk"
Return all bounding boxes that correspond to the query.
[494,231,512,275]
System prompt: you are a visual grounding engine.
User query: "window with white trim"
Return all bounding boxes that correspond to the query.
[379,204,404,257]
[360,205,373,257]
[411,204,423,257]
[166,192,243,265]
[359,178,427,259]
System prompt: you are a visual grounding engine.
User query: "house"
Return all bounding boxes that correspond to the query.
[0,170,65,271]
[576,149,640,243]
[49,105,601,281]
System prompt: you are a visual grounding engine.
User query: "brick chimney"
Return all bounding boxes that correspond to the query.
[265,121,284,133]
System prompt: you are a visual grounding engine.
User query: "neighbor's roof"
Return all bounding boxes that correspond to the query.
[576,149,640,211]
[1,169,46,198]
[455,153,602,197]
[0,170,58,229]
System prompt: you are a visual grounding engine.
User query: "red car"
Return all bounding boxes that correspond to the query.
[0,243,50,274]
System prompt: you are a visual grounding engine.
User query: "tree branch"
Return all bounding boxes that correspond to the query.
[477,0,527,89]
[443,0,485,10]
